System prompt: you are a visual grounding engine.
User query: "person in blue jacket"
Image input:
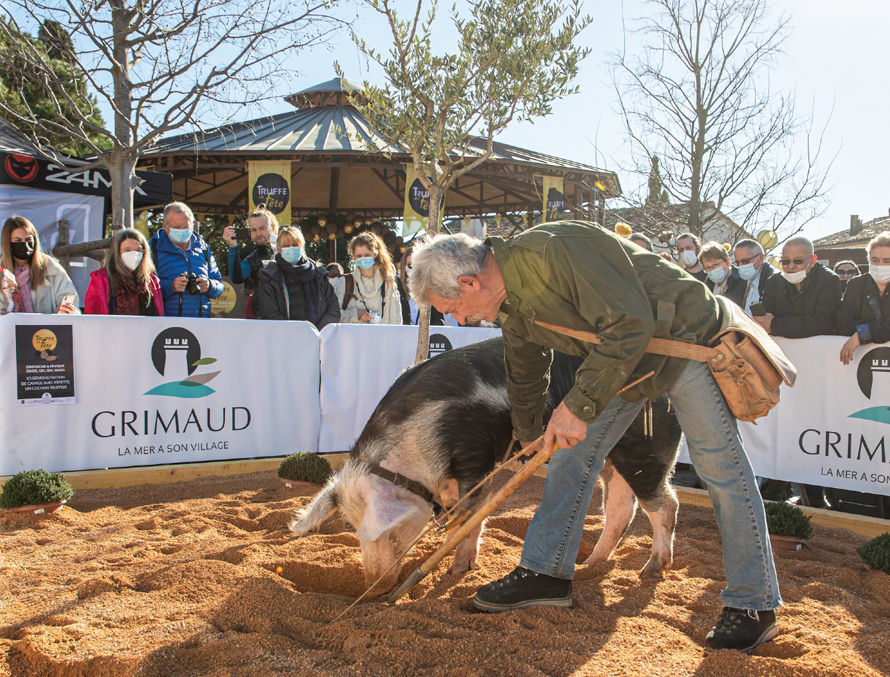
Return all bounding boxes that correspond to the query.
[153,202,223,317]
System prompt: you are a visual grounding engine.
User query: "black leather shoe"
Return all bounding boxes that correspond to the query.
[473,566,572,612]
[705,607,778,653]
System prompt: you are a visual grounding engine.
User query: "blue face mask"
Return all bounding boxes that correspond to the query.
[708,266,728,284]
[281,246,302,264]
[738,262,759,281]
[168,227,192,244]
[355,256,376,271]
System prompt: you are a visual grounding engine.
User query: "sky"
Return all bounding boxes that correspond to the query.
[259,0,890,242]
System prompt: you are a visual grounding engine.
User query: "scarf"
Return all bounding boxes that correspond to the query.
[112,270,155,316]
[277,255,319,325]
[13,265,34,313]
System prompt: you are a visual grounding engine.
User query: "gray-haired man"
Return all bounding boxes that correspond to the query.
[410,220,781,654]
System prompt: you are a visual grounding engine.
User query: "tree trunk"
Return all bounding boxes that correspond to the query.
[108,153,136,232]
[413,184,443,365]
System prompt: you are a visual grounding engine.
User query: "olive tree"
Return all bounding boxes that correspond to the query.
[346,0,589,362]
[0,0,344,231]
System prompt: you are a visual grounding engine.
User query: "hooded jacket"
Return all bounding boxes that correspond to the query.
[836,273,890,344]
[254,255,340,328]
[153,229,223,317]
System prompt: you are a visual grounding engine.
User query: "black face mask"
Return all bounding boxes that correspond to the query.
[11,241,35,261]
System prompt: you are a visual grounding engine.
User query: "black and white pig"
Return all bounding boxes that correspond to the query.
[290,337,682,594]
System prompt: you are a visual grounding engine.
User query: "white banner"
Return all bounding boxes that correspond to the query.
[0,314,320,475]
[737,335,890,496]
[1,315,888,497]
[318,324,501,452]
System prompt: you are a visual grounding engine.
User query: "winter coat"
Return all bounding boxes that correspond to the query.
[31,255,80,314]
[153,229,223,317]
[254,256,340,328]
[332,268,403,325]
[761,262,841,338]
[836,273,890,344]
[397,275,444,326]
[83,269,164,316]
[705,265,747,309]
[489,220,722,442]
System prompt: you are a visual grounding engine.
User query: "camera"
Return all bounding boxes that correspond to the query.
[181,272,202,295]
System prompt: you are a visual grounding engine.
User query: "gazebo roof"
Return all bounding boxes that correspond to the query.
[139,79,621,219]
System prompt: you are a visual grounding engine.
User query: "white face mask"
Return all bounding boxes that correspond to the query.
[121,250,143,271]
[781,268,808,285]
[679,250,698,267]
[870,264,890,285]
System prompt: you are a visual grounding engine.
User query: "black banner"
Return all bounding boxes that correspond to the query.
[15,324,75,405]
[1,152,171,207]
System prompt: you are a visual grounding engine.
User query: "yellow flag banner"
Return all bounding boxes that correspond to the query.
[403,165,442,235]
[134,211,151,239]
[248,160,292,226]
[542,176,566,223]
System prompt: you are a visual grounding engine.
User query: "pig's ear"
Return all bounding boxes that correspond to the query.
[288,481,339,536]
[357,481,424,543]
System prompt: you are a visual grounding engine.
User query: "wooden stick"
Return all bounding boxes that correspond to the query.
[386,437,556,604]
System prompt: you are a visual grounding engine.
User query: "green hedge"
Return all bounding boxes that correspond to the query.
[278,452,333,484]
[764,500,813,540]
[0,469,74,509]
[858,533,890,575]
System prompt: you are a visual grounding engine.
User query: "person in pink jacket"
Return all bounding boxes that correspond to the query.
[84,228,164,316]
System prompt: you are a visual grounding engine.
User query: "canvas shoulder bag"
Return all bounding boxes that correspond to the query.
[534,297,797,424]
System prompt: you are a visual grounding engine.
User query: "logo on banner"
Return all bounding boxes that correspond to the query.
[408,178,430,217]
[251,173,290,214]
[428,333,453,358]
[144,327,220,399]
[5,153,38,183]
[849,347,890,424]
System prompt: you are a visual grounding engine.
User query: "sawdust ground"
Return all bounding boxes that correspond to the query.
[1,470,888,677]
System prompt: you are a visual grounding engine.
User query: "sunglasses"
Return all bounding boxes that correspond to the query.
[835,269,857,277]
[779,258,809,267]
[735,254,761,266]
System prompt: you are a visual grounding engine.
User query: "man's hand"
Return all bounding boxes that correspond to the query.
[753,312,773,334]
[542,401,588,453]
[171,275,188,293]
[197,277,210,293]
[222,226,237,247]
[840,333,861,365]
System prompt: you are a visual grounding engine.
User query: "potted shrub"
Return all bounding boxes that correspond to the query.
[764,500,813,550]
[278,452,333,489]
[0,469,74,514]
[858,532,890,574]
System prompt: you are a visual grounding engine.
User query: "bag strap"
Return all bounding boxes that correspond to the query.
[342,274,355,310]
[532,320,718,362]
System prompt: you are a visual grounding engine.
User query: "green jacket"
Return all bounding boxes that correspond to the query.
[489,221,722,442]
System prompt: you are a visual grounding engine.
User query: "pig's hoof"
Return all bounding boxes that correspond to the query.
[639,558,669,580]
[581,553,608,566]
[448,556,477,575]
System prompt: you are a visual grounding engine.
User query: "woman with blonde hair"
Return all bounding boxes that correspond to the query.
[334,230,402,324]
[838,231,890,364]
[84,228,163,315]
[1,215,78,313]
[254,226,340,327]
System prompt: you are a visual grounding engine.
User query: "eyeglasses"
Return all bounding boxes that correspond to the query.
[735,254,762,266]
[835,268,858,277]
[779,258,809,267]
[701,260,725,273]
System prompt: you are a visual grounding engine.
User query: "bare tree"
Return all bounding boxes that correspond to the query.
[346,0,589,362]
[0,0,344,230]
[613,0,833,241]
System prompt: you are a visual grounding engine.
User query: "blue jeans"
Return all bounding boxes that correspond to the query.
[519,359,781,611]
